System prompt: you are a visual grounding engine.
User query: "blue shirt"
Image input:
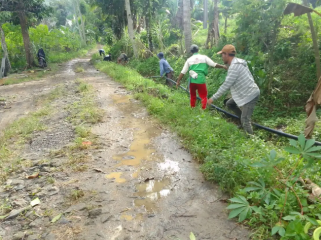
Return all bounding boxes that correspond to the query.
[159,58,173,76]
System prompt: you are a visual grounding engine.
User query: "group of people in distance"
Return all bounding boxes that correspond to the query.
[99,49,128,64]
[158,44,260,135]
[99,44,260,135]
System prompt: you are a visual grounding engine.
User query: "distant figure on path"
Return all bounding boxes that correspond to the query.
[157,52,174,87]
[176,44,227,109]
[99,49,105,56]
[207,44,260,135]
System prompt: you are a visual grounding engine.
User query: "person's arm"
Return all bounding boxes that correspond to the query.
[205,56,227,70]
[207,65,238,105]
[177,61,189,87]
[159,60,165,76]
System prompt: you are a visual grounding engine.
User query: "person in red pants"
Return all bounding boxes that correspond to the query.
[176,44,227,109]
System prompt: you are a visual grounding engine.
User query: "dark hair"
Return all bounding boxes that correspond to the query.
[190,44,199,53]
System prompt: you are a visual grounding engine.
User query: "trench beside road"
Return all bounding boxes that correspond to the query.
[0,55,249,240]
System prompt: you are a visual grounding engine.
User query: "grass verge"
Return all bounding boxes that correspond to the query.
[0,85,67,183]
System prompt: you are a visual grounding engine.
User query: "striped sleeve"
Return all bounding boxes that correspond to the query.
[212,65,239,100]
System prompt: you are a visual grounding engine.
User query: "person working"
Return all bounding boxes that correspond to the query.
[117,52,128,65]
[176,44,227,109]
[99,49,105,56]
[207,44,260,135]
[158,52,174,78]
[103,53,112,61]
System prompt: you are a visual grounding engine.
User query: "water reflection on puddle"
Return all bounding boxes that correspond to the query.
[106,172,126,183]
[158,159,180,174]
[134,179,171,212]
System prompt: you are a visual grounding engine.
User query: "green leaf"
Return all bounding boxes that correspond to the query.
[226,204,245,210]
[248,181,263,187]
[250,162,266,168]
[244,186,261,192]
[298,134,306,149]
[229,196,247,204]
[51,213,62,223]
[190,232,196,240]
[284,146,301,154]
[264,191,271,205]
[228,207,246,219]
[279,227,286,236]
[306,146,321,153]
[305,216,318,225]
[304,139,315,151]
[290,139,298,147]
[283,215,297,221]
[305,152,321,158]
[272,226,280,235]
[270,150,277,160]
[238,207,250,222]
[252,206,263,215]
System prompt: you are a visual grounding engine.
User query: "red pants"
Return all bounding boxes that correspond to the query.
[190,83,208,109]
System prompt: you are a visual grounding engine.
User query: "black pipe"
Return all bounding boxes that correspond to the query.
[151,76,321,145]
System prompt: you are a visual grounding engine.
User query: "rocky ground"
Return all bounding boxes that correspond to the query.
[0,52,250,240]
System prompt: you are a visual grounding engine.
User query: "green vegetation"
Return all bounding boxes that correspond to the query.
[1,0,321,238]
[94,61,321,239]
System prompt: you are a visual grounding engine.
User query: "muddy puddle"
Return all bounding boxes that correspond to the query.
[108,94,175,213]
[134,178,171,212]
[111,94,161,168]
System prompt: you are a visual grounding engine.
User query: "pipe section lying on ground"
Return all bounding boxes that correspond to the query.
[151,76,321,145]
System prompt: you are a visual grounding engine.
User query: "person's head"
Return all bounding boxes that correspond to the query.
[190,44,199,54]
[217,44,236,65]
[157,52,164,59]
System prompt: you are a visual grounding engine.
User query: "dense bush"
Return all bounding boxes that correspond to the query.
[0,23,90,69]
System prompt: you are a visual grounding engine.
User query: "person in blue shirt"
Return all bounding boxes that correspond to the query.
[158,52,174,86]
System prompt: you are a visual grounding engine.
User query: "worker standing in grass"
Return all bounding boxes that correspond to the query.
[207,44,260,135]
[176,44,227,109]
[157,52,174,86]
[117,52,128,65]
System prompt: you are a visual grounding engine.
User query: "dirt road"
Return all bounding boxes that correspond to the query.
[0,54,249,240]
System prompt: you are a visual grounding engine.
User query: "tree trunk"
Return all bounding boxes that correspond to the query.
[73,3,85,45]
[146,13,153,52]
[213,0,220,46]
[303,0,321,79]
[75,0,86,44]
[0,23,11,72]
[203,0,208,29]
[125,0,138,58]
[79,12,86,43]
[176,0,183,29]
[267,21,281,92]
[224,16,228,34]
[18,11,34,68]
[183,0,192,53]
[206,22,213,49]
